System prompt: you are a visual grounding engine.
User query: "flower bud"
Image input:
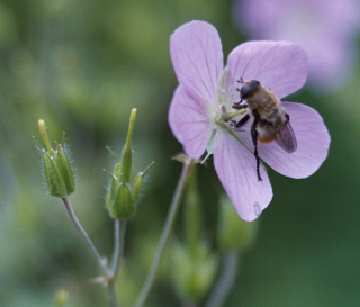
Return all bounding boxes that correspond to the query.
[55,144,75,195]
[43,151,66,197]
[132,161,154,203]
[107,182,135,219]
[171,242,217,303]
[119,108,137,183]
[106,175,118,214]
[218,196,258,252]
[105,109,155,219]
[53,289,69,307]
[132,172,143,203]
[37,119,52,152]
[38,119,75,198]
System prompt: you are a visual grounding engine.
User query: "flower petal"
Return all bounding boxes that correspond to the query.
[259,101,331,178]
[214,134,273,222]
[227,41,307,98]
[170,20,224,104]
[169,86,210,159]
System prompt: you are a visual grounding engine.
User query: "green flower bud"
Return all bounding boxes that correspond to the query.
[120,108,137,183]
[37,119,52,152]
[105,109,155,219]
[107,182,135,219]
[132,172,143,203]
[113,160,122,181]
[171,242,217,303]
[38,119,75,198]
[53,289,69,307]
[106,175,118,214]
[218,196,258,252]
[55,144,75,195]
[43,150,67,197]
[132,161,155,203]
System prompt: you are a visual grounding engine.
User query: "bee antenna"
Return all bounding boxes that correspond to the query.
[236,77,244,84]
[237,54,257,85]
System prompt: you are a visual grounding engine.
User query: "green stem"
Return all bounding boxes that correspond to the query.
[61,198,109,276]
[205,251,238,307]
[108,285,118,307]
[133,159,192,307]
[107,219,127,307]
[112,219,127,276]
[185,164,200,256]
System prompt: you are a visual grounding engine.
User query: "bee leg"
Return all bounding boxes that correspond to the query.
[285,113,290,124]
[251,116,262,181]
[232,102,248,110]
[200,150,208,162]
[233,114,250,128]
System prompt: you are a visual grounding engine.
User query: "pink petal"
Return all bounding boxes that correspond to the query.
[170,20,224,104]
[259,101,331,179]
[214,134,273,222]
[169,86,210,159]
[226,41,307,98]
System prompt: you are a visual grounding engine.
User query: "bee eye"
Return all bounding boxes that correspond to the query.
[240,84,252,99]
[250,80,261,88]
[240,80,260,99]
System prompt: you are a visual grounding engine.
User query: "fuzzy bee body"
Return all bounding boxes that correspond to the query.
[234,79,297,180]
[249,90,291,146]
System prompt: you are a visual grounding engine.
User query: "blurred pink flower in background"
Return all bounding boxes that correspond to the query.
[169,21,330,221]
[234,0,359,88]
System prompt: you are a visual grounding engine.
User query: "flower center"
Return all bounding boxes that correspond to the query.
[200,70,249,163]
[214,70,248,129]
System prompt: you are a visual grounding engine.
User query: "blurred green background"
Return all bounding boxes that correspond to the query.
[0,0,360,306]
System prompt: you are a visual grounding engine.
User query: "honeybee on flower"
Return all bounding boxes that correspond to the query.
[169,20,330,221]
[233,78,297,181]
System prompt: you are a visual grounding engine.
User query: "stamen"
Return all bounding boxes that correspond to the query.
[200,151,211,164]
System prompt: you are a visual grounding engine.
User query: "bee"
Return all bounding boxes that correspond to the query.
[232,79,297,181]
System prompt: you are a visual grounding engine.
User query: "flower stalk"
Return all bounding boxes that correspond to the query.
[61,197,109,276]
[134,156,193,307]
[205,252,238,307]
[107,219,127,307]
[171,163,217,305]
[185,164,200,257]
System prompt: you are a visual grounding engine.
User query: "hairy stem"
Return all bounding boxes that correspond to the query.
[107,219,127,307]
[206,252,238,307]
[133,160,192,307]
[61,198,108,275]
[112,219,127,276]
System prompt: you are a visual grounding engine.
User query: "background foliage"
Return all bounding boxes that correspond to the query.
[0,0,359,306]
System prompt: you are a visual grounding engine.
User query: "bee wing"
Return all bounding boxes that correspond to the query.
[275,122,297,153]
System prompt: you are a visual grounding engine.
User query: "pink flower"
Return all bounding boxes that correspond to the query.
[169,20,330,221]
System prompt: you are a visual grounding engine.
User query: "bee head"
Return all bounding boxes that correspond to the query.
[240,80,261,99]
